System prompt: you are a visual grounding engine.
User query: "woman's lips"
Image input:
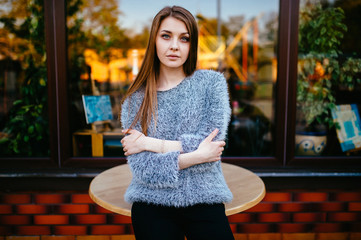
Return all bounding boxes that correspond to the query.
[167,55,180,59]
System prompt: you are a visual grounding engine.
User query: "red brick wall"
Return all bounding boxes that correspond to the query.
[0,190,361,239]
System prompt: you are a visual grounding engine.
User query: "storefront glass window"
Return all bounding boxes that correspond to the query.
[296,0,361,156]
[0,0,49,157]
[67,0,279,157]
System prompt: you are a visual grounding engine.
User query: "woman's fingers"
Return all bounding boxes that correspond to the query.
[120,129,145,156]
[122,128,138,135]
[216,141,226,147]
[204,128,219,142]
[213,141,225,148]
[197,132,227,163]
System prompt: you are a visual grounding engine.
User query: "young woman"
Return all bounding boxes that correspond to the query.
[120,6,234,240]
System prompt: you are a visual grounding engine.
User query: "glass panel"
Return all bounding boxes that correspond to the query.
[296,0,361,156]
[0,0,49,157]
[67,0,279,157]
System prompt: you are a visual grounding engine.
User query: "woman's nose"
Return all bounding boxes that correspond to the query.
[170,39,179,50]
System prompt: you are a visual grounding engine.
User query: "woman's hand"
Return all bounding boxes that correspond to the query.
[178,129,225,170]
[195,128,225,163]
[121,129,146,156]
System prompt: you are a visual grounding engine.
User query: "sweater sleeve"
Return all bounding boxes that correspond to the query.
[121,96,180,189]
[179,71,231,171]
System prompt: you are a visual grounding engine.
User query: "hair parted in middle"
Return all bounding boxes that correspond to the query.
[122,5,199,135]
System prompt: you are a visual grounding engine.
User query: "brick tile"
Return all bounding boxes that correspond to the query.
[111,236,136,240]
[282,233,315,240]
[72,194,94,203]
[0,205,12,214]
[17,204,48,214]
[34,215,69,225]
[349,202,361,211]
[350,233,361,240]
[328,212,361,222]
[55,204,90,214]
[263,193,291,202]
[0,215,31,225]
[312,223,343,232]
[0,226,12,235]
[111,215,132,224]
[240,224,272,233]
[94,205,113,214]
[315,232,349,240]
[16,226,51,235]
[73,214,106,224]
[1,194,32,204]
[231,234,247,240]
[129,225,134,234]
[279,202,323,212]
[229,223,237,233]
[54,226,88,235]
[332,192,361,201]
[278,203,306,212]
[293,213,326,222]
[258,213,289,223]
[34,194,67,204]
[42,237,75,240]
[245,203,274,212]
[277,223,308,233]
[77,237,110,240]
[228,213,252,223]
[350,222,361,231]
[91,225,126,235]
[317,202,345,212]
[248,233,281,240]
[6,237,39,240]
[294,192,328,202]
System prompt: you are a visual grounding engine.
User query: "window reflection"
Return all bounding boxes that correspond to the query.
[67,0,279,157]
[296,0,361,156]
[0,0,49,157]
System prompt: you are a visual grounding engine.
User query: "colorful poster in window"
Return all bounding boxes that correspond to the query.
[82,95,113,124]
[331,104,361,152]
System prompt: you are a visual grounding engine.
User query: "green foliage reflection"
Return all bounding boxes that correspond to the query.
[0,0,49,156]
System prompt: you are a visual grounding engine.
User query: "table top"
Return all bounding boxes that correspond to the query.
[89,162,265,216]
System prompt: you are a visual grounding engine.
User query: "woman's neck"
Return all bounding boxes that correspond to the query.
[157,66,186,91]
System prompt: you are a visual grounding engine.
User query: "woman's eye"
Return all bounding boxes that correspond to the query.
[180,36,190,42]
[161,34,170,39]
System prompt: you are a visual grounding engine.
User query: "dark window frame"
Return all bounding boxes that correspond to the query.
[1,0,360,171]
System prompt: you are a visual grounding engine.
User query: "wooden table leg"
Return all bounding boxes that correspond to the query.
[91,133,104,157]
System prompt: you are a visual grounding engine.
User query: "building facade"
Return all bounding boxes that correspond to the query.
[0,0,360,238]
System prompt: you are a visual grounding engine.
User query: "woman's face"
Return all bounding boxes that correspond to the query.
[156,16,190,71]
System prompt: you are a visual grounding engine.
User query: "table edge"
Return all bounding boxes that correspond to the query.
[89,182,132,217]
[89,163,265,217]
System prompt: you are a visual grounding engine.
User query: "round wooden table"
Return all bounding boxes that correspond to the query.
[89,162,265,216]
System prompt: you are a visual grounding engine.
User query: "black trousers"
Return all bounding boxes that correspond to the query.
[131,202,235,240]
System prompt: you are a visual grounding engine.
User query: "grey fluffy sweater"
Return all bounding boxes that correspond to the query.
[121,69,233,207]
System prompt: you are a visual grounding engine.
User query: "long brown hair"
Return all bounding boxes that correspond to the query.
[122,6,199,135]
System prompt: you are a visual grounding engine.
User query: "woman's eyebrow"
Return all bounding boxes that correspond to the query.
[160,29,189,35]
